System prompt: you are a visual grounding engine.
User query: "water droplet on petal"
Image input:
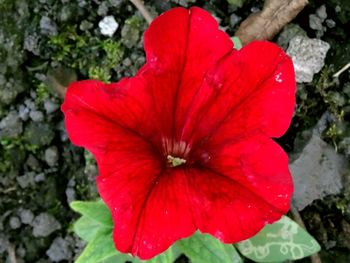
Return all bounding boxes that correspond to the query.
[149,56,158,64]
[147,55,164,74]
[247,175,254,180]
[205,72,224,91]
[275,72,283,83]
[142,240,153,250]
[214,230,224,241]
[215,82,224,90]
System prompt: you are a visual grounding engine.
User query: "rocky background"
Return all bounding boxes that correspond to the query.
[0,0,349,262]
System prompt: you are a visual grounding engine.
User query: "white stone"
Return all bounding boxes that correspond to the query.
[98,16,119,37]
[287,36,330,83]
[290,133,346,210]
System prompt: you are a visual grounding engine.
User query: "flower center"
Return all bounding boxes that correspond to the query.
[162,138,190,167]
[167,155,187,167]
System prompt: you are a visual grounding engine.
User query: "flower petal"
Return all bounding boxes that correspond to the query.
[97,136,292,259]
[180,41,295,149]
[188,136,293,243]
[142,7,233,139]
[63,80,193,259]
[206,136,293,213]
[61,79,163,158]
[97,169,196,259]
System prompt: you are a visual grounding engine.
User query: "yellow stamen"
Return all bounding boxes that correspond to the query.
[167,155,186,167]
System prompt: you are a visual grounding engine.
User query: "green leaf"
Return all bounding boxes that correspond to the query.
[95,239,180,263]
[146,244,181,263]
[235,216,321,262]
[178,232,243,263]
[231,36,243,50]
[76,227,118,263]
[97,253,142,263]
[73,215,101,242]
[70,200,112,226]
[71,200,181,263]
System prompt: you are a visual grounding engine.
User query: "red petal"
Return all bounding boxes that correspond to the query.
[97,169,196,259]
[142,7,233,139]
[61,79,164,158]
[181,41,295,149]
[63,80,192,259]
[207,136,293,213]
[189,136,293,243]
[97,137,292,259]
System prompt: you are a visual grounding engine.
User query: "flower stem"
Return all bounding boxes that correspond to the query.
[128,0,153,25]
[290,204,322,263]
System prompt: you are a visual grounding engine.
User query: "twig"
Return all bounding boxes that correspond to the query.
[333,62,350,78]
[290,204,322,263]
[45,67,77,98]
[290,203,306,228]
[129,0,153,25]
[1,186,16,194]
[235,0,308,46]
[7,244,17,263]
[46,75,67,98]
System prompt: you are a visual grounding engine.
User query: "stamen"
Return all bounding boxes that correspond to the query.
[167,155,186,167]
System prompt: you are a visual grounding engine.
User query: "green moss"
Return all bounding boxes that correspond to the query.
[88,66,111,82]
[315,67,344,118]
[84,150,96,167]
[0,147,11,173]
[121,15,144,49]
[1,134,39,154]
[47,25,124,81]
[0,135,39,173]
[35,82,50,102]
[292,62,350,156]
[335,199,348,214]
[124,15,143,29]
[101,39,124,69]
[87,40,124,81]
[226,0,246,8]
[310,66,350,150]
[326,0,350,24]
[48,25,89,66]
[24,122,55,148]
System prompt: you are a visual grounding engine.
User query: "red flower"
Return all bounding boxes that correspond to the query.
[62,7,295,260]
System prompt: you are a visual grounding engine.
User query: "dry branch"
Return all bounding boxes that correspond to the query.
[46,67,76,98]
[129,0,153,25]
[235,0,308,46]
[7,244,17,263]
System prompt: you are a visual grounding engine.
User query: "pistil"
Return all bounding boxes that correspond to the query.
[167,155,187,167]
